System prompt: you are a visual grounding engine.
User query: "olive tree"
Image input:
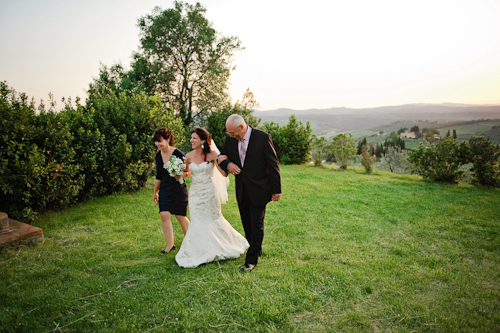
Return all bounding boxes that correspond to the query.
[328,133,356,170]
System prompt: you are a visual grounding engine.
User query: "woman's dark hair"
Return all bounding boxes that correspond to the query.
[153,128,174,146]
[192,127,212,159]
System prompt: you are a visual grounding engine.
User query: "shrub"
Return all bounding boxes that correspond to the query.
[407,137,469,183]
[468,136,500,187]
[360,144,377,173]
[328,133,356,170]
[380,145,410,174]
[261,115,312,165]
[0,83,82,221]
[310,135,327,167]
[82,89,184,195]
[0,82,184,222]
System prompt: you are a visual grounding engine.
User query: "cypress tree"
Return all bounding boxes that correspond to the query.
[357,137,367,155]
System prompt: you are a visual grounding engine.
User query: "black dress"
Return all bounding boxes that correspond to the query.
[155,149,188,215]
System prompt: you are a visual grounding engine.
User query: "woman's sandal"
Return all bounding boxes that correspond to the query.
[161,245,176,254]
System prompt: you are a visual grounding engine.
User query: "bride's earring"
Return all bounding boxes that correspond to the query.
[201,143,205,149]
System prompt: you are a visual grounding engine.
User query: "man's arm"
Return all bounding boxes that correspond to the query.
[217,137,241,175]
[218,137,230,173]
[264,133,282,196]
[218,157,241,175]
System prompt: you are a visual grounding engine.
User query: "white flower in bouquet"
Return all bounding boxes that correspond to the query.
[164,155,186,184]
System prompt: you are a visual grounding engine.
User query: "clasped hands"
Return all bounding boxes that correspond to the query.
[217,155,241,175]
[217,155,281,202]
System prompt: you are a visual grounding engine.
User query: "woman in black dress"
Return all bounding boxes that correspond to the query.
[153,128,190,253]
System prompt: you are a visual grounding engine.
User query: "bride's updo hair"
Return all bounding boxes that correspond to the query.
[192,127,212,157]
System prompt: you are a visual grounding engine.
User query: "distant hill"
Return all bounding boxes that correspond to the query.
[347,119,500,145]
[255,103,500,137]
[456,125,500,144]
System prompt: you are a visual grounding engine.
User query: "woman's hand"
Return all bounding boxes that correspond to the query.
[217,155,228,164]
[154,193,159,205]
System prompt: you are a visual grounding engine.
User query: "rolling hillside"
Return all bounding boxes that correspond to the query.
[255,103,500,138]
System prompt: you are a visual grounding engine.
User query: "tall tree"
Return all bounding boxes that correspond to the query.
[357,137,367,154]
[375,143,384,157]
[130,2,243,127]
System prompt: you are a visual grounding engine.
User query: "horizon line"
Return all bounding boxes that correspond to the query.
[255,102,500,112]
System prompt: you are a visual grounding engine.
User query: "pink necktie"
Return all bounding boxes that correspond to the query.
[239,138,247,166]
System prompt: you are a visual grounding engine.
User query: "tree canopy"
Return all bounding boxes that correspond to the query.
[90,1,243,128]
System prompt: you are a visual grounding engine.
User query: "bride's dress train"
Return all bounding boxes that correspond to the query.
[175,162,249,268]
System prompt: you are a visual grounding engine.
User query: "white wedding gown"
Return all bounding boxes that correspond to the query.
[175,162,249,268]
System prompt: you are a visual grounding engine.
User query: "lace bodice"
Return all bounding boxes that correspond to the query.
[190,162,214,185]
[189,162,221,221]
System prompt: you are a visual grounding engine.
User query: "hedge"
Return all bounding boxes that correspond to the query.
[0,82,184,222]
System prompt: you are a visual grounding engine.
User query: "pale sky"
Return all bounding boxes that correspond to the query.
[1,0,500,111]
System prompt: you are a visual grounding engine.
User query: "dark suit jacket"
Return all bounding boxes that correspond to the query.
[219,128,281,207]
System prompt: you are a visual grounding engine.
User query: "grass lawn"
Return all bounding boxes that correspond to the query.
[1,165,499,332]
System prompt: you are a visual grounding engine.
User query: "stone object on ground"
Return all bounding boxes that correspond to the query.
[0,212,8,232]
[0,212,43,250]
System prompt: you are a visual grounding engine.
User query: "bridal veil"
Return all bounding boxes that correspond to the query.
[210,139,230,204]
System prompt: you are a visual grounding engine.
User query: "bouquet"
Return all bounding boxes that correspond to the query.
[164,155,186,184]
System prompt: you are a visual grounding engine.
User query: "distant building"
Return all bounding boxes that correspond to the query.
[399,131,416,139]
[434,134,442,140]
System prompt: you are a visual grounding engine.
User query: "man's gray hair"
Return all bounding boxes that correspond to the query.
[227,114,246,127]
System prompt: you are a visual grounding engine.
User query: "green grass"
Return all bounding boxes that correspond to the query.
[1,165,500,332]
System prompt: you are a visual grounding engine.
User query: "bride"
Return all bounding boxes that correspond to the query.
[175,128,249,268]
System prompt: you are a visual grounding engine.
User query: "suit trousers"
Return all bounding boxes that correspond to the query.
[237,182,266,265]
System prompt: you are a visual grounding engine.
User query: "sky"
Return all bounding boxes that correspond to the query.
[1,0,500,111]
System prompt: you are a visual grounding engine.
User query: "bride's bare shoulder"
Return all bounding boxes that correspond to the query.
[207,150,218,163]
[184,151,194,162]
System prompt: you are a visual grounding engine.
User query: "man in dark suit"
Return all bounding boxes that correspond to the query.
[218,114,281,272]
